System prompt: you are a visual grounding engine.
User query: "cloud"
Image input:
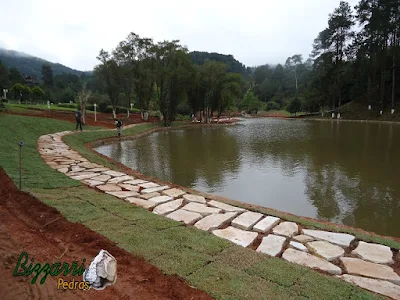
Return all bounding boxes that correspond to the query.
[0,0,360,70]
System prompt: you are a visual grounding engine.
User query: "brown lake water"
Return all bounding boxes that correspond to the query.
[95,118,400,237]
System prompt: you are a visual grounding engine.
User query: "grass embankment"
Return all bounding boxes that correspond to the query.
[3,103,95,114]
[0,113,387,299]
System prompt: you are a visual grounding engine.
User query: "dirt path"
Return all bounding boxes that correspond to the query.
[0,168,213,300]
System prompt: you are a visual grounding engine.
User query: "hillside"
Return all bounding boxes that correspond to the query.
[0,48,85,78]
[190,51,250,75]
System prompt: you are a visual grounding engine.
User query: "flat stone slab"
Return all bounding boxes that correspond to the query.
[182,202,222,216]
[231,211,264,230]
[71,166,86,172]
[208,200,246,212]
[139,192,161,200]
[118,184,140,192]
[124,179,148,185]
[166,209,203,225]
[125,197,156,209]
[289,241,308,252]
[213,226,258,248]
[70,173,100,180]
[82,180,105,187]
[105,191,139,199]
[162,188,186,198]
[256,235,286,256]
[96,184,122,192]
[194,212,238,231]
[139,182,160,188]
[302,229,355,248]
[153,199,183,215]
[183,194,206,204]
[307,241,344,261]
[142,186,170,194]
[148,196,173,204]
[90,174,112,182]
[340,257,400,284]
[108,175,135,184]
[102,170,126,177]
[58,167,69,174]
[282,248,342,275]
[253,216,280,233]
[338,274,400,300]
[272,222,298,238]
[85,167,109,172]
[352,241,394,265]
[293,235,314,243]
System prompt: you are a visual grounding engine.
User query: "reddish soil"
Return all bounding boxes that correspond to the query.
[2,108,158,128]
[0,168,213,300]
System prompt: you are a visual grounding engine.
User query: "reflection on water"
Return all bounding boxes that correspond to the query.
[95,119,400,237]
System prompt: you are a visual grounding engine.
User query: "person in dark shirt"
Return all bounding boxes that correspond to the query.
[75,109,83,132]
[115,118,122,139]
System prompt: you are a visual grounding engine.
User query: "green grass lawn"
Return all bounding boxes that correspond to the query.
[4,103,95,113]
[0,113,388,299]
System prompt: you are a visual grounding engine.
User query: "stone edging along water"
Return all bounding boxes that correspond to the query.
[37,130,400,300]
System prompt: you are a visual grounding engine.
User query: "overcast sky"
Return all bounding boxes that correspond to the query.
[0,0,359,71]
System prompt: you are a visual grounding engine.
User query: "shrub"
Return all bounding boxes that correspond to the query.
[266,101,280,111]
[174,114,190,121]
[176,102,191,115]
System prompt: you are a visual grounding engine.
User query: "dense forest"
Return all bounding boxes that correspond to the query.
[0,0,399,124]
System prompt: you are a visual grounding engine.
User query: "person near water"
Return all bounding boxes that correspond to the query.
[115,118,122,138]
[75,108,83,132]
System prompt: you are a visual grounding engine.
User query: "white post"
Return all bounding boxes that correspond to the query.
[380,110,383,115]
[3,89,8,99]
[331,112,335,119]
[337,113,341,119]
[94,103,97,122]
[47,100,50,109]
[391,109,395,115]
[130,103,133,110]
[368,105,371,110]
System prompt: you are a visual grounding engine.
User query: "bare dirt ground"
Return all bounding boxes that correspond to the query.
[3,109,158,128]
[0,168,213,300]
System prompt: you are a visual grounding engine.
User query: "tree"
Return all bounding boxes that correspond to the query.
[94,49,122,118]
[285,54,303,94]
[31,86,45,102]
[75,84,92,124]
[286,97,302,116]
[41,64,54,87]
[0,61,9,90]
[240,91,261,114]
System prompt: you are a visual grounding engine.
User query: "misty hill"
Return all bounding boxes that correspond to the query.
[190,51,249,75]
[0,48,84,78]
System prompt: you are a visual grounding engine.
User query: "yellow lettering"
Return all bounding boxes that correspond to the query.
[57,278,64,289]
[62,281,69,289]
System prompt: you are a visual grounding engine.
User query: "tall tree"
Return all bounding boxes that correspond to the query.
[41,64,54,87]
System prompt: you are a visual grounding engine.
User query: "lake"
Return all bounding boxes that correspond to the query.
[95,118,400,237]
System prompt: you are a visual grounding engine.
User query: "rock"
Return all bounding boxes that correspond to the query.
[289,241,308,252]
[213,226,258,248]
[272,222,298,238]
[166,209,203,225]
[162,188,186,198]
[338,274,400,300]
[153,199,184,215]
[256,235,286,256]
[138,182,160,188]
[96,184,123,192]
[340,257,400,284]
[231,211,264,230]
[148,196,173,204]
[125,197,156,209]
[70,173,100,180]
[82,180,107,187]
[105,191,139,199]
[182,202,222,216]
[71,166,86,172]
[352,241,394,265]
[293,235,314,243]
[282,248,342,275]
[102,170,126,177]
[194,212,238,231]
[86,167,109,172]
[307,241,344,261]
[107,175,135,184]
[90,175,112,182]
[253,216,280,233]
[141,186,170,194]
[83,250,117,290]
[117,184,140,192]
[208,200,246,212]
[124,179,148,185]
[139,192,161,200]
[58,167,69,174]
[182,194,206,204]
[302,229,355,248]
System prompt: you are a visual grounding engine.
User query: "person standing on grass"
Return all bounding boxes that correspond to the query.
[75,108,83,132]
[115,118,122,139]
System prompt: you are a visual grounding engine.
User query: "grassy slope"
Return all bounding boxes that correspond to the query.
[4,103,95,113]
[0,113,387,299]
